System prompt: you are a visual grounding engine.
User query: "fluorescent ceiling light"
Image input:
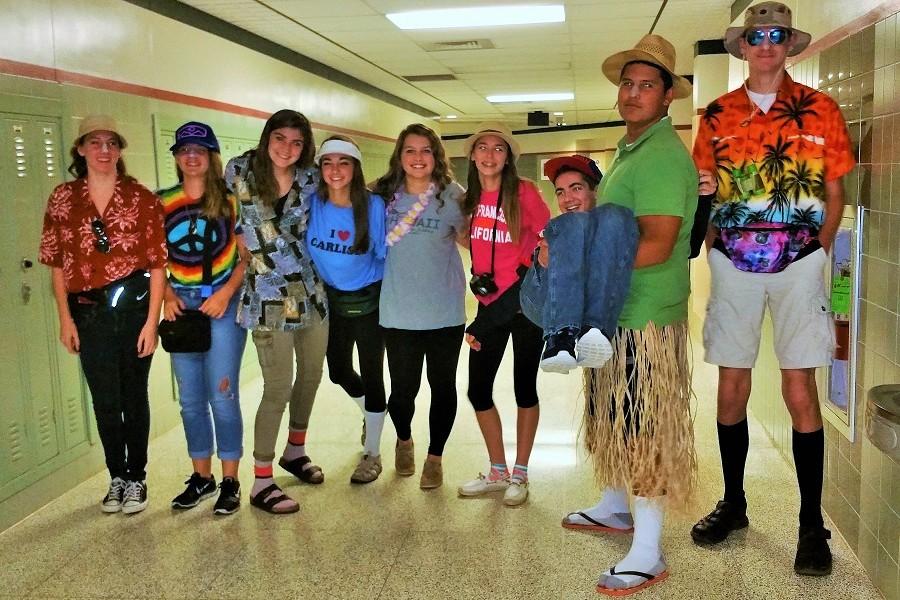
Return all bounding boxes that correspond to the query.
[553,111,564,116]
[445,114,458,119]
[386,5,565,30]
[487,92,574,103]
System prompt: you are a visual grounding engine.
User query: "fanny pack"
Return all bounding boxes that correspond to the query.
[68,270,150,310]
[716,225,815,273]
[326,281,381,318]
[159,309,211,353]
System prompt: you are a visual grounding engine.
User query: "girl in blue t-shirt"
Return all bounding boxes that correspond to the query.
[306,135,387,484]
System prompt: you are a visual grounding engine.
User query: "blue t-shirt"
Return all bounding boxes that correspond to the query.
[306,191,386,291]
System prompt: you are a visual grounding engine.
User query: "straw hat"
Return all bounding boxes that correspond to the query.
[724,2,811,59]
[602,34,692,99]
[75,115,127,147]
[462,121,521,162]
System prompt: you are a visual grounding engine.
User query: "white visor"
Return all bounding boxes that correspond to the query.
[315,139,362,165]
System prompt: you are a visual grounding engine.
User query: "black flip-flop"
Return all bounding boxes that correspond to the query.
[596,566,669,596]
[249,483,299,514]
[279,456,325,484]
[562,511,634,534]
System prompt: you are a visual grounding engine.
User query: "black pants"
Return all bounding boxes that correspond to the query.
[70,301,153,481]
[384,325,465,456]
[326,309,386,412]
[467,311,543,411]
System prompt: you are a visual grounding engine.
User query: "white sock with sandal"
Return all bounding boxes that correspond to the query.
[568,486,633,529]
[363,410,386,457]
[599,496,666,590]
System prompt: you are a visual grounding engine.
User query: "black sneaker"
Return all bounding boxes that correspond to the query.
[540,327,578,374]
[122,480,148,514]
[213,477,241,515]
[690,500,749,545]
[101,477,127,513]
[171,473,217,510]
[794,526,832,576]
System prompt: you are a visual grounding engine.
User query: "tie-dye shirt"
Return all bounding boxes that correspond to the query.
[157,183,241,289]
[693,73,855,230]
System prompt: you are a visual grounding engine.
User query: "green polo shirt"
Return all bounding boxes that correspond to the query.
[598,116,698,329]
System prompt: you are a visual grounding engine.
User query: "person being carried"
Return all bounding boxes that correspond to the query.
[519,154,639,374]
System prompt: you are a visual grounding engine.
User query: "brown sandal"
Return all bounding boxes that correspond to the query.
[279,456,325,484]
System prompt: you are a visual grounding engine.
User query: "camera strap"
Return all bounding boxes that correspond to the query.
[469,191,503,276]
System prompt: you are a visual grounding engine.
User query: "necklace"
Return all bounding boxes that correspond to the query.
[386,183,435,246]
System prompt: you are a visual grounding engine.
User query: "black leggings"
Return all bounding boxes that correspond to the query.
[467,311,543,411]
[326,309,386,412]
[384,325,465,456]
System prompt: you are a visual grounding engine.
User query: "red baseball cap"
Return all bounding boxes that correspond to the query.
[543,155,602,186]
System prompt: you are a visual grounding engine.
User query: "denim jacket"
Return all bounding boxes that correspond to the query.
[225,154,328,331]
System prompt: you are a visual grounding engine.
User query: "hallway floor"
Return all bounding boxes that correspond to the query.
[0,338,885,599]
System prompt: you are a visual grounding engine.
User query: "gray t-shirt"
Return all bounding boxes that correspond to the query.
[379,182,466,330]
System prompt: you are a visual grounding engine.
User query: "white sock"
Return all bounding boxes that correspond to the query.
[351,395,366,414]
[603,496,666,587]
[570,486,632,529]
[363,410,386,457]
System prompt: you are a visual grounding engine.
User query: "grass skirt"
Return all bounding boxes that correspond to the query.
[582,321,697,510]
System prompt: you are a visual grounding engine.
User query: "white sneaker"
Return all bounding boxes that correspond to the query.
[101,477,126,513]
[576,328,613,369]
[503,480,529,506]
[121,480,148,514]
[458,473,509,497]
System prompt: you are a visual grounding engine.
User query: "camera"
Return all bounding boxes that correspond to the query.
[469,272,498,297]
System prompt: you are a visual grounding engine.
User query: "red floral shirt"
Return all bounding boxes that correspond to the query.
[39,177,167,292]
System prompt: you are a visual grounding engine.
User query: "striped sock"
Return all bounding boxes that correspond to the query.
[282,429,308,461]
[488,463,509,482]
[251,460,274,498]
[511,464,528,484]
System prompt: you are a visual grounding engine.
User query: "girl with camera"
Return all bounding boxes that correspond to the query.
[39,115,167,515]
[458,122,550,506]
[307,135,387,484]
[225,109,329,514]
[371,124,466,489]
[159,121,247,515]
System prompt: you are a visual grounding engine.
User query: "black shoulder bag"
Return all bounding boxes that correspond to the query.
[159,216,214,353]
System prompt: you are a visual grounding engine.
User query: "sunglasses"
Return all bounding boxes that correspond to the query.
[744,27,790,46]
[91,218,110,254]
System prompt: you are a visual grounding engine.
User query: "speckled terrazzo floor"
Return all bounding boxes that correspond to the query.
[0,336,885,600]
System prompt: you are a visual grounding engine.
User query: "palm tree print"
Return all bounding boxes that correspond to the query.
[772,88,818,129]
[784,160,813,201]
[761,135,794,180]
[713,139,736,192]
[791,205,820,228]
[745,209,769,224]
[703,100,724,129]
[764,177,792,221]
[811,171,826,197]
[713,202,750,228]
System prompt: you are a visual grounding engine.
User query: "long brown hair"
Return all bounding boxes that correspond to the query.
[463,138,522,244]
[67,133,128,179]
[240,109,314,206]
[317,135,371,254]
[371,123,454,207]
[176,152,232,220]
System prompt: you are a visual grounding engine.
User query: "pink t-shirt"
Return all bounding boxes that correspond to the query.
[469,180,550,305]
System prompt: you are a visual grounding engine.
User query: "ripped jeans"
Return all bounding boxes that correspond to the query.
[171,287,247,461]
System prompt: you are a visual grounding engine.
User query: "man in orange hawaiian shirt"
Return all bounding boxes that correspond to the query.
[691,2,854,577]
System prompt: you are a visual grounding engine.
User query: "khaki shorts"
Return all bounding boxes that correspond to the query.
[703,248,835,369]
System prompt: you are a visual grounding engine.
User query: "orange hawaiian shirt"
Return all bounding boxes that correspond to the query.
[693,73,855,230]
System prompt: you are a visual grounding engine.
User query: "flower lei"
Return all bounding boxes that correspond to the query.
[385,182,435,247]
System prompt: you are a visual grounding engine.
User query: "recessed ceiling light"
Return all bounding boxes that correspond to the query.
[553,111,564,116]
[386,5,565,30]
[445,115,458,119]
[487,93,574,103]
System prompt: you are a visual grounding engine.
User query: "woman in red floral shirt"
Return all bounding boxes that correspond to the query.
[39,115,167,515]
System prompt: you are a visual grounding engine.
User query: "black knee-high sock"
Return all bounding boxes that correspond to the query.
[717,419,749,507]
[792,428,825,529]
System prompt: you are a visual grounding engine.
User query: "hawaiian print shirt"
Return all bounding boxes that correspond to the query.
[693,73,855,231]
[225,155,327,331]
[39,177,167,292]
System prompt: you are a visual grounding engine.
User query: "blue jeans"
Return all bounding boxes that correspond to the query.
[171,287,247,461]
[520,204,638,339]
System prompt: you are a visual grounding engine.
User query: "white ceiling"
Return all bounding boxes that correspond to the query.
[177,0,734,127]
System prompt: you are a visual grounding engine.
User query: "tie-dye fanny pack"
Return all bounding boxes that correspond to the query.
[718,225,814,273]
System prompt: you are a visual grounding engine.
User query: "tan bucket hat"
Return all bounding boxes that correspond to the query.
[601,34,692,99]
[462,121,521,162]
[724,2,811,59]
[75,114,127,148]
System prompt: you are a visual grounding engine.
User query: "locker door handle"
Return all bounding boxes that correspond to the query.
[21,282,31,304]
